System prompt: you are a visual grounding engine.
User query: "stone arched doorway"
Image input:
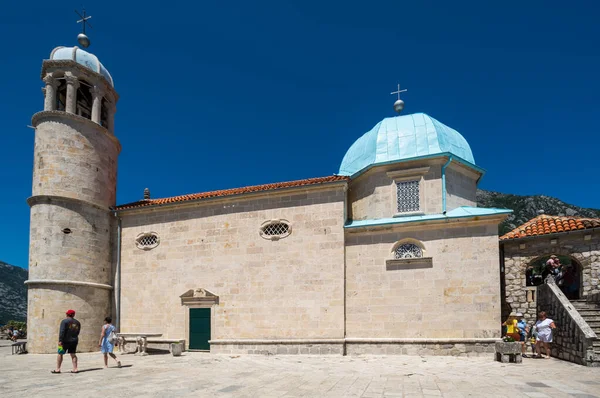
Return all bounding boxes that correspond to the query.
[525,254,583,300]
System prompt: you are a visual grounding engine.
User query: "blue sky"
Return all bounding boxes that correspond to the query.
[1,1,599,269]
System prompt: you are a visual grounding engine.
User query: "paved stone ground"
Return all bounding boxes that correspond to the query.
[1,341,600,397]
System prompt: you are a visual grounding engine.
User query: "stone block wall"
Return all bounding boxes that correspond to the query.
[27,114,119,353]
[31,115,119,208]
[211,342,344,355]
[28,199,113,283]
[537,283,598,366]
[27,284,111,353]
[346,341,496,357]
[345,222,501,340]
[348,161,442,220]
[445,165,477,211]
[501,230,600,321]
[119,185,346,345]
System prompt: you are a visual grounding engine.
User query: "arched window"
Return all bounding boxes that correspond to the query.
[394,243,423,259]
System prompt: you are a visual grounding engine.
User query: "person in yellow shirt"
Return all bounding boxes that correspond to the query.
[502,312,520,340]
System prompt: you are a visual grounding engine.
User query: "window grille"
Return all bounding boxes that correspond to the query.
[396,180,420,213]
[136,232,160,250]
[260,220,291,240]
[394,243,423,259]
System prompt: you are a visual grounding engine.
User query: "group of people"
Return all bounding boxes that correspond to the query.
[51,309,122,374]
[6,328,24,342]
[546,255,579,299]
[503,311,556,358]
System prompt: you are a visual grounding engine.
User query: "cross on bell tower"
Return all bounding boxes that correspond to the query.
[75,8,93,48]
[391,83,408,114]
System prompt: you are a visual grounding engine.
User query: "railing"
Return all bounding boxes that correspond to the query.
[537,281,598,366]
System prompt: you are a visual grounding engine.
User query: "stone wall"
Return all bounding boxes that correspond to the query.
[211,341,344,355]
[537,282,598,366]
[501,230,600,321]
[26,284,111,354]
[209,339,497,357]
[345,222,501,340]
[348,161,443,220]
[347,159,479,221]
[27,114,119,353]
[445,165,477,210]
[119,185,346,347]
[31,114,119,208]
[346,340,496,357]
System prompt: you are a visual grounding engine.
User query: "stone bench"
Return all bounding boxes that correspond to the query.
[118,337,185,354]
[12,342,27,355]
[146,338,186,353]
[495,341,522,363]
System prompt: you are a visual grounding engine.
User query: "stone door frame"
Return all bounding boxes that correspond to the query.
[180,288,219,351]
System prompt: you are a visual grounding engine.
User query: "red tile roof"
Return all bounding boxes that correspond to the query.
[115,175,349,211]
[500,214,600,241]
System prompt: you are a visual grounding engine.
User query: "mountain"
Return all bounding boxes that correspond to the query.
[477,190,600,236]
[0,261,28,325]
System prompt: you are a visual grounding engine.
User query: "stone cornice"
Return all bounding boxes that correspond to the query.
[386,167,430,180]
[25,279,113,290]
[31,111,122,154]
[41,59,119,101]
[345,213,509,234]
[27,195,112,213]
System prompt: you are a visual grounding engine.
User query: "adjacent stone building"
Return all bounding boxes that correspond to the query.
[500,215,600,321]
[26,44,512,355]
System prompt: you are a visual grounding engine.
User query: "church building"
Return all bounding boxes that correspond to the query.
[25,42,512,356]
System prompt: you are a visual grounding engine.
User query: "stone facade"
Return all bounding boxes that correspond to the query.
[501,229,600,321]
[211,341,344,355]
[118,185,347,345]
[348,160,479,221]
[26,48,508,357]
[445,165,478,210]
[345,222,502,340]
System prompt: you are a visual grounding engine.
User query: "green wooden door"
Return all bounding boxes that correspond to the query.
[189,308,211,350]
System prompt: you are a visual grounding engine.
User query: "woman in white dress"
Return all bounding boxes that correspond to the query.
[534,311,556,358]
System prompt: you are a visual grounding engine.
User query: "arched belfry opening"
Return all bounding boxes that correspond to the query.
[76,79,93,119]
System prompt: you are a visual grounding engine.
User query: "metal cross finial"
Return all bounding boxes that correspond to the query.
[390,84,407,100]
[75,9,93,35]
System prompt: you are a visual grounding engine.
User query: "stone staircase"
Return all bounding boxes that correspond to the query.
[570,299,600,357]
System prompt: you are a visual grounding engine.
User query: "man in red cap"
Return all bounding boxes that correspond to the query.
[52,309,81,374]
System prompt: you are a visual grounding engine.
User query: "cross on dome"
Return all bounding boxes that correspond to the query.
[75,9,93,48]
[390,83,408,114]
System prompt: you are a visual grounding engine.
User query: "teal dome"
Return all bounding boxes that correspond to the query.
[339,113,475,176]
[50,46,114,87]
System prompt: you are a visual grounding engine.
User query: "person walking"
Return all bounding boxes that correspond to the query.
[534,311,556,359]
[52,309,81,374]
[99,317,121,369]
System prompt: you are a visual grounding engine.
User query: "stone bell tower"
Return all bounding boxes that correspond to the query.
[25,43,120,353]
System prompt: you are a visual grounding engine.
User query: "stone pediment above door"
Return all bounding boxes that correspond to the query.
[180,288,219,306]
